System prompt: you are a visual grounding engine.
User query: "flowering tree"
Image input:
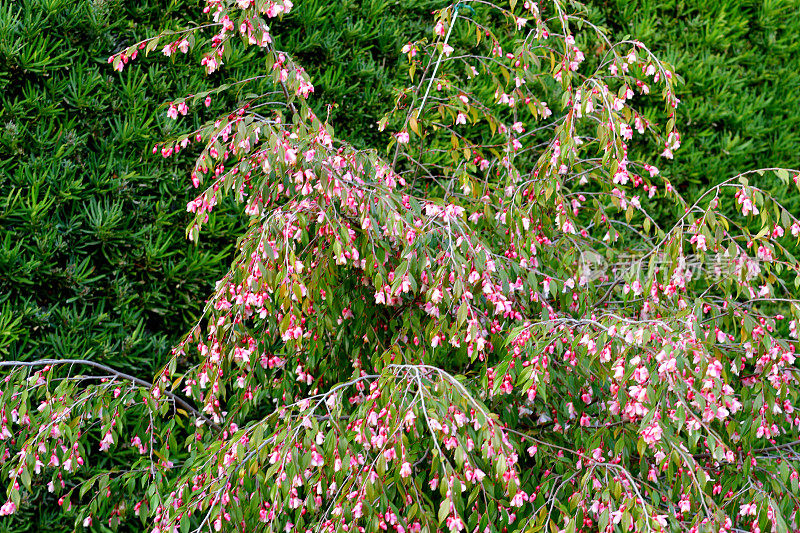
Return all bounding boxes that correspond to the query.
[2,0,800,532]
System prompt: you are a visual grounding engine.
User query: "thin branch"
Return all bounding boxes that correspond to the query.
[0,359,220,431]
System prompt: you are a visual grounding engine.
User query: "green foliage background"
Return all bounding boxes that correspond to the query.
[590,0,800,212]
[0,0,797,530]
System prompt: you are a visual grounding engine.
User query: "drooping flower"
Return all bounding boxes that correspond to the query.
[99,431,114,452]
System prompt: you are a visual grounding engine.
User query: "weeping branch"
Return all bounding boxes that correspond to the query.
[0,359,220,431]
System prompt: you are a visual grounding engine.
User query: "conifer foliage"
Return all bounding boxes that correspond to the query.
[0,0,238,372]
[2,1,800,532]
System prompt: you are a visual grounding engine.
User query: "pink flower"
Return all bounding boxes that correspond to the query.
[167,105,178,120]
[642,422,663,445]
[99,430,114,452]
[297,80,314,98]
[0,500,17,516]
[430,288,443,304]
[631,280,643,296]
[374,290,386,305]
[446,515,464,532]
[310,449,324,467]
[739,502,757,516]
[510,491,527,507]
[395,131,410,144]
[383,447,397,461]
[131,435,146,454]
[201,55,219,74]
[690,233,707,251]
[399,462,412,478]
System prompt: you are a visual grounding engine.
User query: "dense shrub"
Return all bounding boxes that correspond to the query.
[1,0,800,531]
[0,0,798,530]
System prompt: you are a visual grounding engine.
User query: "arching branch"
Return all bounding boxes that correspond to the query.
[0,359,220,431]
